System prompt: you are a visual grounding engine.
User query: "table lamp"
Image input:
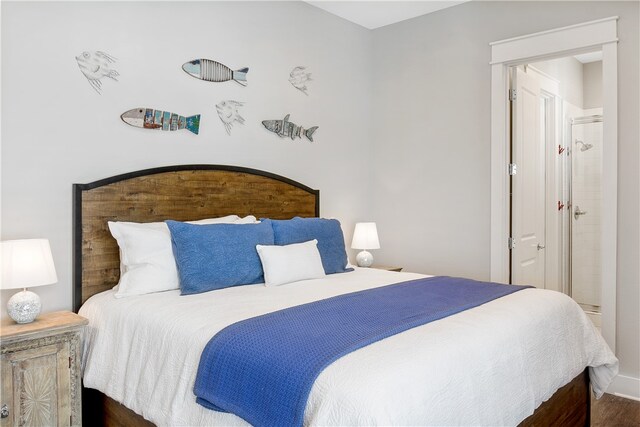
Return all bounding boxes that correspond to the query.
[351,222,380,267]
[1,239,58,324]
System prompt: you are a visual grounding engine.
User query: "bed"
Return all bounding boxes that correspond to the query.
[74,164,617,426]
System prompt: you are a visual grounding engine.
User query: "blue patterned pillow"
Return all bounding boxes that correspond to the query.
[270,217,352,275]
[166,220,274,295]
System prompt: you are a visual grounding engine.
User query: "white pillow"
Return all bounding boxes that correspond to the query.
[233,215,260,224]
[256,239,326,287]
[109,215,256,297]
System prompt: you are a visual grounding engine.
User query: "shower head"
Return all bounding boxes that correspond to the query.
[575,140,594,152]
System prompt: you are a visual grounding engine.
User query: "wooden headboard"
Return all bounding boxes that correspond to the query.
[73,165,319,311]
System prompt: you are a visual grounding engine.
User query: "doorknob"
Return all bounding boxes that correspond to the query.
[574,206,588,220]
[537,244,545,250]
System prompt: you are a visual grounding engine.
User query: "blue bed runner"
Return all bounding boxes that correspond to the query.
[194,276,530,427]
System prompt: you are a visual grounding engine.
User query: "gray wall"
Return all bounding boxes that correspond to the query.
[371,1,639,380]
[1,0,638,390]
[1,1,373,315]
[584,61,603,109]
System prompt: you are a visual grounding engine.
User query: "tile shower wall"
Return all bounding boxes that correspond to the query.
[571,110,603,310]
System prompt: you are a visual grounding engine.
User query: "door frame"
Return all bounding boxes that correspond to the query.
[489,17,618,352]
[538,77,561,293]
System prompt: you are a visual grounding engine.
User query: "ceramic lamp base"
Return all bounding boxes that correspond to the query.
[7,290,41,324]
[356,250,374,267]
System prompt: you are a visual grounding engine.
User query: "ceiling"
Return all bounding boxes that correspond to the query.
[305,1,467,30]
[306,2,604,65]
[574,51,603,64]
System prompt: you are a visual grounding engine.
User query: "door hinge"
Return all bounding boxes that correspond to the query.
[509,88,517,101]
[508,163,517,175]
[508,237,516,250]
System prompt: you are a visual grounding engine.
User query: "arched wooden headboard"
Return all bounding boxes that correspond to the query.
[73,165,319,311]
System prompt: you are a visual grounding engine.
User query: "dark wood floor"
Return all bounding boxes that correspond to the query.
[592,393,640,426]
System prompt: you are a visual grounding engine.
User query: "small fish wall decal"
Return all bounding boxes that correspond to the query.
[262,114,318,142]
[76,51,119,94]
[289,66,312,95]
[216,100,245,135]
[121,108,201,135]
[182,59,248,87]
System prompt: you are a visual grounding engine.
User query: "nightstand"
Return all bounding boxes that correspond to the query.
[1,311,87,427]
[371,265,403,272]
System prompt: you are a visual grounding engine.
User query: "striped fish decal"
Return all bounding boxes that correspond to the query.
[182,59,248,87]
[262,114,318,142]
[120,108,200,135]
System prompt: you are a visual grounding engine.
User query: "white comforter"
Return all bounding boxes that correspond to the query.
[80,268,618,426]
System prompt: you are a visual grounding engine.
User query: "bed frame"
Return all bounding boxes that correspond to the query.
[73,164,319,311]
[73,164,589,426]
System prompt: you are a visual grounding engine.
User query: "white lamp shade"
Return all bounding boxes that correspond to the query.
[1,239,58,290]
[351,222,380,250]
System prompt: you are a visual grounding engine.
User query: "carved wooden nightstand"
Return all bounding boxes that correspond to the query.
[1,311,87,427]
[371,265,403,272]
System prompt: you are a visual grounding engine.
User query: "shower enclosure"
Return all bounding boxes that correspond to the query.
[566,114,602,320]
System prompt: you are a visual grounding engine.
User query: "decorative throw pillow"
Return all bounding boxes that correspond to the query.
[108,215,256,298]
[166,220,274,295]
[270,217,353,275]
[256,240,326,287]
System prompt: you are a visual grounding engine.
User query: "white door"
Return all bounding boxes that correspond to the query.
[511,68,545,288]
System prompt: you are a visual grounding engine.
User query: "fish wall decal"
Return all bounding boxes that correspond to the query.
[76,51,119,94]
[289,66,312,95]
[262,114,318,142]
[216,100,245,135]
[121,108,200,135]
[182,59,248,86]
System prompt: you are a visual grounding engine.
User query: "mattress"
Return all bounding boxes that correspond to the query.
[80,268,618,426]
